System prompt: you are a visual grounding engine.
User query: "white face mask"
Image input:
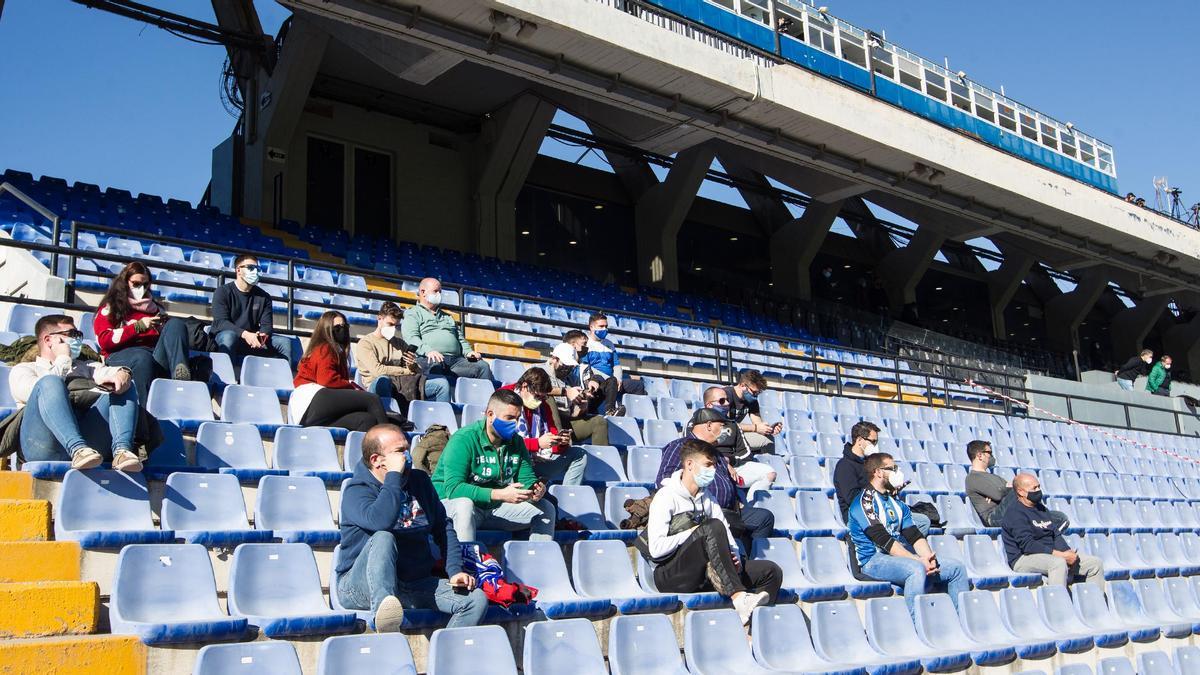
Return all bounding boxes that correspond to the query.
[129,285,146,300]
[380,325,396,341]
[862,440,879,456]
[888,468,906,490]
[425,291,442,307]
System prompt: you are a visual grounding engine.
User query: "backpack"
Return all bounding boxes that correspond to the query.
[909,500,944,529]
[412,424,451,474]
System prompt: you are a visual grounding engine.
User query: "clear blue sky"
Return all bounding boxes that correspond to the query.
[1,0,1196,209]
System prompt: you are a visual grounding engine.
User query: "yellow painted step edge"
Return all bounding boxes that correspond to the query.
[0,500,50,542]
[0,473,33,500]
[0,581,99,638]
[0,634,145,675]
[0,542,82,583]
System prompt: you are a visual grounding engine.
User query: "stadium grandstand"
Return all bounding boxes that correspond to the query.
[4,0,1200,674]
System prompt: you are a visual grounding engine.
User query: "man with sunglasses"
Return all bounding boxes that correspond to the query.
[7,315,142,471]
[702,386,776,496]
[722,369,780,455]
[211,253,297,369]
[500,366,588,486]
[965,439,1068,531]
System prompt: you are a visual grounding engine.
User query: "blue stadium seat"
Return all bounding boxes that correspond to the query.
[109,543,248,645]
[221,385,285,433]
[749,490,804,539]
[809,599,923,674]
[161,472,273,547]
[55,469,174,548]
[522,617,607,675]
[254,475,338,546]
[427,625,517,675]
[491,359,526,386]
[794,491,848,538]
[608,613,684,675]
[453,377,494,406]
[572,539,679,614]
[1097,657,1137,675]
[656,397,691,424]
[1136,532,1185,574]
[272,427,349,483]
[799,536,893,598]
[622,395,657,420]
[643,419,680,446]
[1107,578,1187,639]
[317,634,416,675]
[914,593,1017,666]
[408,400,458,432]
[603,485,649,529]
[240,355,294,397]
[580,445,628,486]
[670,380,700,401]
[936,495,992,537]
[1071,581,1159,643]
[1037,584,1128,649]
[998,587,1094,653]
[1164,577,1200,626]
[143,419,189,480]
[5,304,58,334]
[961,535,1041,588]
[864,596,974,672]
[1136,652,1176,675]
[146,379,214,432]
[624,446,661,485]
[751,604,868,673]
[607,417,644,447]
[684,609,777,675]
[1131,578,1197,636]
[193,641,302,674]
[194,421,282,482]
[549,485,630,540]
[227,543,357,638]
[460,403,485,427]
[788,456,834,494]
[751,537,842,602]
[1176,646,1200,675]
[501,540,610,619]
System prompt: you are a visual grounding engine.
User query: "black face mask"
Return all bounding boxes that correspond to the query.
[331,324,349,344]
[1026,489,1043,505]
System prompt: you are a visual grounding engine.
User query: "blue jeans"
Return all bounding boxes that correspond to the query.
[911,512,931,537]
[104,317,192,404]
[419,354,493,385]
[367,374,451,404]
[213,329,296,369]
[20,376,138,461]
[531,444,588,486]
[442,497,556,543]
[862,549,968,618]
[336,531,487,629]
[1117,378,1135,391]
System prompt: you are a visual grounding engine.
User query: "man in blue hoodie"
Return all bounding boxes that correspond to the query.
[336,423,488,632]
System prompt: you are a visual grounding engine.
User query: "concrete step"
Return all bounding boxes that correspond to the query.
[0,542,82,583]
[0,634,145,674]
[0,500,50,542]
[0,581,99,638]
[0,472,34,500]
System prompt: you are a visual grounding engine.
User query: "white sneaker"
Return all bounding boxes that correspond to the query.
[112,450,143,473]
[732,591,769,626]
[374,595,404,633]
[70,447,103,470]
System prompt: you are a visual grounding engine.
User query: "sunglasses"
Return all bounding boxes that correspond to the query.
[49,329,84,339]
[714,397,729,404]
[238,264,261,271]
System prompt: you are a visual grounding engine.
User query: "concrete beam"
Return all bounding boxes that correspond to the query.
[1110,295,1170,362]
[1057,257,1106,272]
[986,249,1035,340]
[945,224,1004,242]
[770,199,845,300]
[319,18,463,85]
[806,182,873,203]
[474,93,557,260]
[1043,270,1109,353]
[634,142,716,290]
[876,225,947,310]
[718,154,793,236]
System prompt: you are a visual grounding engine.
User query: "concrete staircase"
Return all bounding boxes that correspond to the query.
[0,471,145,674]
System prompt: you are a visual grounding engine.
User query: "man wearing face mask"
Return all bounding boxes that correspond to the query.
[722,370,780,455]
[578,313,646,416]
[644,439,782,626]
[1146,355,1172,396]
[1002,473,1103,587]
[433,389,556,542]
[834,421,931,536]
[849,452,967,617]
[336,424,487,632]
[6,315,142,471]
[701,386,776,496]
[499,367,589,486]
[964,440,1070,532]
[211,253,297,370]
[536,334,608,446]
[401,277,492,385]
[1115,349,1153,392]
[655,408,775,553]
[356,302,449,404]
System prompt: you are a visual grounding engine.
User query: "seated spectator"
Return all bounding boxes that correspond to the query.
[834,421,930,535]
[849,452,967,616]
[1147,355,1172,396]
[536,333,608,446]
[432,389,555,542]
[702,386,775,496]
[579,313,646,416]
[211,254,296,369]
[1115,349,1153,392]
[500,367,588,486]
[356,301,450,404]
[7,315,142,471]
[656,408,774,553]
[965,440,1070,532]
[93,262,193,404]
[1002,473,1103,587]
[336,424,487,632]
[722,369,780,454]
[401,278,492,385]
[290,311,391,432]
[645,438,781,625]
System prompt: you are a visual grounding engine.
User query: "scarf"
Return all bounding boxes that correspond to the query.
[128,295,161,316]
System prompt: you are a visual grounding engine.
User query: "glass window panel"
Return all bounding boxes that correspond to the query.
[952,95,971,112]
[899,69,922,89]
[1080,141,1094,154]
[949,81,969,98]
[999,116,1017,132]
[1021,125,1038,140]
[926,84,947,101]
[976,107,995,123]
[997,103,1015,118]
[1019,113,1036,127]
[924,70,945,87]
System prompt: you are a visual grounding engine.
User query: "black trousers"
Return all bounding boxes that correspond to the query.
[725,505,775,555]
[300,388,389,432]
[653,520,782,602]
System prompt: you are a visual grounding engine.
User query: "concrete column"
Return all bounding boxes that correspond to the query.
[473,94,557,260]
[769,199,844,300]
[1043,270,1108,353]
[1110,295,1169,361]
[986,250,1034,340]
[875,225,947,310]
[634,143,716,290]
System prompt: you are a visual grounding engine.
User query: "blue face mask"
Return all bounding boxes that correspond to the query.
[593,328,608,340]
[491,416,519,441]
[694,466,717,488]
[67,337,83,359]
[710,404,730,417]
[742,389,758,403]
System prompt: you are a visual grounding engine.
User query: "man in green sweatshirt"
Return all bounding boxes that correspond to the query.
[1146,355,1172,396]
[433,388,557,541]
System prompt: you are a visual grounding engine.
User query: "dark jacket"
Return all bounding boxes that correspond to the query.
[1001,499,1067,566]
[1116,356,1150,383]
[1147,362,1171,396]
[833,443,866,520]
[211,282,274,336]
[336,461,463,581]
[655,434,737,510]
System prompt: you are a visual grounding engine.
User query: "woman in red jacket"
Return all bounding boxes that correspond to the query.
[93,262,193,405]
[290,310,391,431]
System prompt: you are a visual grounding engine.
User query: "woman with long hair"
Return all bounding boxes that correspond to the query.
[289,310,392,431]
[93,261,192,404]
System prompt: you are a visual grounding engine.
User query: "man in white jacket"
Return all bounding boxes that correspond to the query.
[9,314,142,471]
[645,438,782,625]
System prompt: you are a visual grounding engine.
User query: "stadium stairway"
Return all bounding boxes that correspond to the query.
[0,471,146,674]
